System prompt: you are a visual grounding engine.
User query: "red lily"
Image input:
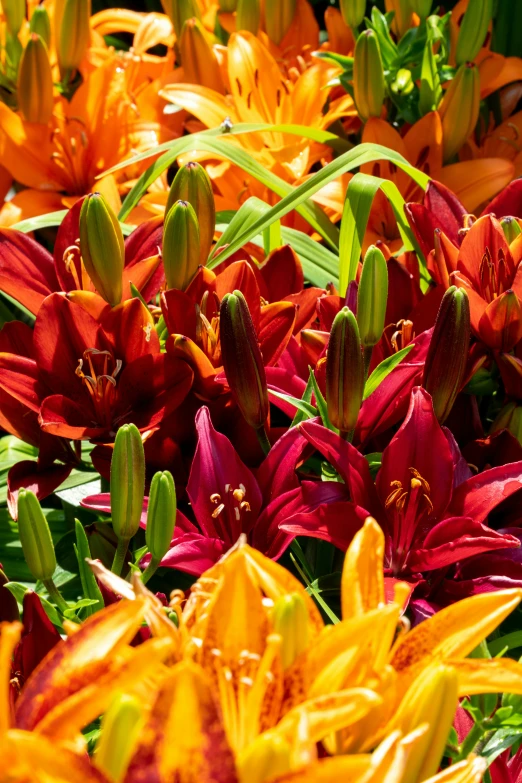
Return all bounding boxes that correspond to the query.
[82,406,364,575]
[0,293,193,443]
[0,198,164,315]
[281,387,522,582]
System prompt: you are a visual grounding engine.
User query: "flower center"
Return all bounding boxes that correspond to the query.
[210,484,251,523]
[385,467,433,574]
[196,291,222,365]
[75,348,122,428]
[478,246,511,301]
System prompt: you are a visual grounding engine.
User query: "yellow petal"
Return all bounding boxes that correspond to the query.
[449,657,522,696]
[423,757,486,783]
[270,755,372,783]
[342,517,385,620]
[0,622,21,733]
[160,83,238,129]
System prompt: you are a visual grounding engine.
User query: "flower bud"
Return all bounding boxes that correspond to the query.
[146,470,177,565]
[179,18,225,94]
[264,0,296,45]
[326,306,365,433]
[236,0,260,34]
[17,34,54,124]
[4,0,24,36]
[160,0,201,39]
[55,0,91,77]
[357,245,388,348]
[390,68,414,97]
[409,0,432,18]
[237,733,292,783]
[110,424,145,542]
[456,0,493,66]
[17,489,56,582]
[166,161,215,263]
[272,592,309,670]
[162,199,201,291]
[422,286,470,423]
[96,694,143,783]
[501,216,522,244]
[79,192,125,307]
[339,0,366,29]
[220,290,269,431]
[439,63,480,162]
[353,29,385,122]
[219,0,237,10]
[29,6,52,47]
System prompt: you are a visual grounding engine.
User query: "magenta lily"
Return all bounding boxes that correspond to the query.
[282,387,522,581]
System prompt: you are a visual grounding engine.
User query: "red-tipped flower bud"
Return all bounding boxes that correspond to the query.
[353,29,385,122]
[162,199,200,290]
[29,6,52,47]
[79,193,125,307]
[357,244,388,348]
[220,290,269,431]
[55,0,92,77]
[501,217,522,244]
[166,161,215,263]
[422,286,470,423]
[17,34,54,124]
[326,306,365,434]
[439,63,480,162]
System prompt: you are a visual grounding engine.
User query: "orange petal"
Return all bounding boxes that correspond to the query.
[438,158,515,213]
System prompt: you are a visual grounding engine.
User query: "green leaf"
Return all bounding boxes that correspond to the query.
[210,196,269,262]
[279,226,339,288]
[363,344,414,400]
[74,519,104,617]
[308,367,337,432]
[268,389,318,419]
[11,211,134,236]
[339,172,428,295]
[290,375,314,428]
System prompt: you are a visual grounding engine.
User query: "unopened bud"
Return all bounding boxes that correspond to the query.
[55,0,91,77]
[236,0,260,34]
[220,290,269,431]
[79,193,124,306]
[179,18,225,93]
[409,0,432,17]
[17,489,56,582]
[264,0,296,45]
[456,0,493,66]
[439,63,480,162]
[357,245,388,348]
[353,29,385,122]
[146,471,177,565]
[422,286,470,423]
[110,424,145,542]
[17,34,54,124]
[501,216,522,244]
[4,0,24,36]
[339,0,366,29]
[326,306,365,433]
[166,161,215,263]
[390,68,414,96]
[237,733,292,783]
[96,694,143,783]
[162,199,200,290]
[272,592,309,670]
[161,0,201,39]
[29,6,52,47]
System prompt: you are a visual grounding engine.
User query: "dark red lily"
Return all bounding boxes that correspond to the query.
[281,387,522,581]
[0,198,164,315]
[82,406,363,576]
[0,293,193,442]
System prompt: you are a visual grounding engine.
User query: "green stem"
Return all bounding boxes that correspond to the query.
[339,429,354,443]
[43,578,69,614]
[111,537,129,577]
[456,722,484,762]
[256,425,271,456]
[141,558,160,585]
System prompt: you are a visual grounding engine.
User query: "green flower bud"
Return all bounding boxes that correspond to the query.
[55,0,91,77]
[357,245,388,348]
[272,592,309,670]
[110,424,145,542]
[179,18,225,93]
[162,199,200,291]
[264,0,296,45]
[160,0,201,39]
[236,0,260,34]
[339,0,366,29]
[146,470,177,564]
[29,6,52,47]
[96,694,143,783]
[220,290,269,431]
[326,306,364,434]
[501,216,522,244]
[79,193,125,307]
[409,0,432,18]
[422,286,470,423]
[439,63,480,162]
[390,68,414,97]
[166,161,215,264]
[4,0,25,36]
[17,489,56,582]
[353,29,385,122]
[455,0,493,66]
[17,34,54,124]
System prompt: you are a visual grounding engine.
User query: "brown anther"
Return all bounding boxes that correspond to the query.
[212,503,225,518]
[210,493,222,504]
[232,488,245,502]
